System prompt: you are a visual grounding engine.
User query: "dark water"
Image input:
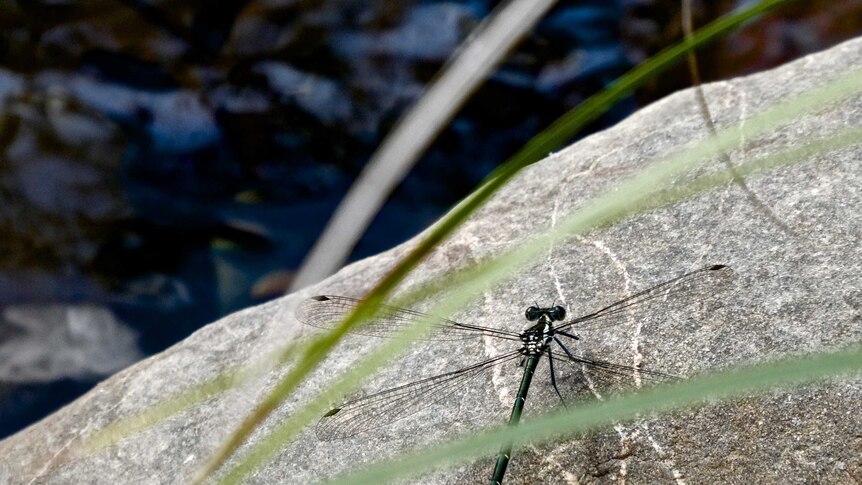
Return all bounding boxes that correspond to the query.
[0,0,860,438]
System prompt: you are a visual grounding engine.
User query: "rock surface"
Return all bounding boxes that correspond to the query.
[2,37,862,484]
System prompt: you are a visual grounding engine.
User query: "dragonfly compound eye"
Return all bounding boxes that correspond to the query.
[552,306,566,321]
[525,306,540,321]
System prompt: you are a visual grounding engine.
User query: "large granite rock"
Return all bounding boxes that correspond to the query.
[3,37,862,485]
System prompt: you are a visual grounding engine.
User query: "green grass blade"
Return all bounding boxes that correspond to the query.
[326,346,862,485]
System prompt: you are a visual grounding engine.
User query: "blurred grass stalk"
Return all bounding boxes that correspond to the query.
[289,0,560,291]
[213,65,862,485]
[326,345,862,485]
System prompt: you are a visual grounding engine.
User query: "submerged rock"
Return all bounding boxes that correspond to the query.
[0,305,142,383]
[1,36,862,484]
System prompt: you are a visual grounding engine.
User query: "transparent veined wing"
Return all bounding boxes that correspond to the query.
[316,351,523,440]
[556,264,734,332]
[545,347,678,406]
[296,295,521,341]
[549,349,680,384]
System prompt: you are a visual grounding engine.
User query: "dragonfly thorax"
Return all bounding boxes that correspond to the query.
[519,319,554,355]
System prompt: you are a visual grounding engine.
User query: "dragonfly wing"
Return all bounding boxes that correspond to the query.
[550,350,679,383]
[296,295,519,341]
[316,351,522,440]
[557,264,734,332]
[547,348,678,406]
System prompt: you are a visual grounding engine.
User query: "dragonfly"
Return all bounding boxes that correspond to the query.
[295,264,733,484]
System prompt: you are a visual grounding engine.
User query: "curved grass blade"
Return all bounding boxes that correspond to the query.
[325,345,862,485]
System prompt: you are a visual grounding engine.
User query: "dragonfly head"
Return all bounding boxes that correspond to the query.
[524,305,567,322]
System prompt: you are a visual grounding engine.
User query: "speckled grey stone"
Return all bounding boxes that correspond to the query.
[3,37,862,485]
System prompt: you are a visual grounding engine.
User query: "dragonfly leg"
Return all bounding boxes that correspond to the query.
[557,329,580,340]
[553,336,577,361]
[546,351,567,408]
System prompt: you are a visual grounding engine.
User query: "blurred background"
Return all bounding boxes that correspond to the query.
[1,0,860,439]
